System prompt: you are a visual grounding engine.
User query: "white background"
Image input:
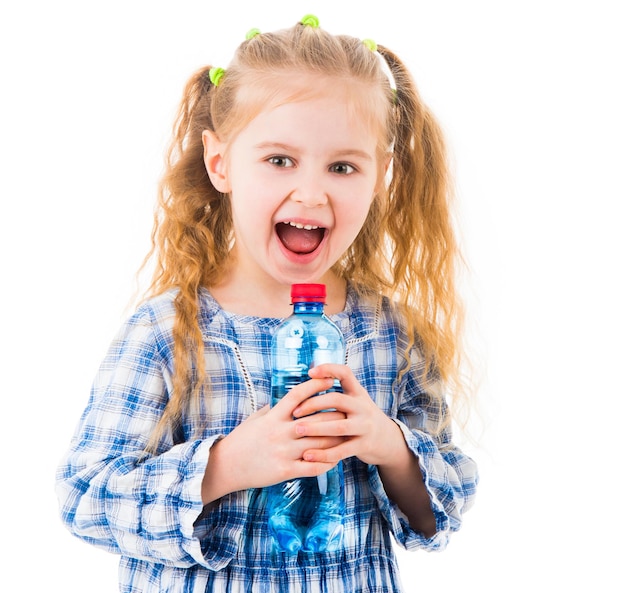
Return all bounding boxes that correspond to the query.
[2,1,624,591]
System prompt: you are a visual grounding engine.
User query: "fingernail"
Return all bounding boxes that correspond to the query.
[295,424,305,435]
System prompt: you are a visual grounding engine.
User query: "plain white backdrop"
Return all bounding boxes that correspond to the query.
[2,1,624,591]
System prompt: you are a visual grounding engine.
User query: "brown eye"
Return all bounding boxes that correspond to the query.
[330,163,355,175]
[268,156,295,168]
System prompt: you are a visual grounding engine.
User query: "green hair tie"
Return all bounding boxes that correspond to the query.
[300,14,320,28]
[246,28,261,40]
[363,38,377,52]
[208,66,225,87]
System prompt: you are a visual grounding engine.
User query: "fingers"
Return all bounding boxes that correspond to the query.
[273,364,357,419]
[258,366,368,476]
[291,364,397,467]
[294,415,349,439]
[302,441,354,465]
[272,377,335,417]
[307,363,359,390]
[291,458,341,478]
[295,410,346,425]
[292,393,348,419]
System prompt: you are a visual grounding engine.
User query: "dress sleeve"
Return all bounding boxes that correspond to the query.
[368,349,479,552]
[55,305,243,570]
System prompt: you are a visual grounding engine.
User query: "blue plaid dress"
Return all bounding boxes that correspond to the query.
[56,286,478,592]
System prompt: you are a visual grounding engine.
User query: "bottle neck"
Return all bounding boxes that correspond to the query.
[293,301,325,315]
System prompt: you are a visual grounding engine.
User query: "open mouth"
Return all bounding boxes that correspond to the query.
[275,221,326,255]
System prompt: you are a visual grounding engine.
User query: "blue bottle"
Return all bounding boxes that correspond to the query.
[267,283,345,553]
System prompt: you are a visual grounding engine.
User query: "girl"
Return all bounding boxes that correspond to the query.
[56,15,478,593]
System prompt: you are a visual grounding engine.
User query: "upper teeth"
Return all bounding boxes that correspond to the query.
[284,221,319,230]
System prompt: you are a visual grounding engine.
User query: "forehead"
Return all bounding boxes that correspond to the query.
[231,72,389,145]
[233,94,379,161]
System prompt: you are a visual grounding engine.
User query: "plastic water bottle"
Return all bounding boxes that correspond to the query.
[266,283,345,553]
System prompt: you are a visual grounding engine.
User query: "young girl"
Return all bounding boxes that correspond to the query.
[56,15,478,593]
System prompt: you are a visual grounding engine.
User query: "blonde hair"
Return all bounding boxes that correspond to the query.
[142,19,468,448]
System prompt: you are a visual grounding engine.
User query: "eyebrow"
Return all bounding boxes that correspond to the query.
[254,142,374,161]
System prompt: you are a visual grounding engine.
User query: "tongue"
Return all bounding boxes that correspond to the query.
[276,224,325,254]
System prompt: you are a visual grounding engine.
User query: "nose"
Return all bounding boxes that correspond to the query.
[290,171,328,208]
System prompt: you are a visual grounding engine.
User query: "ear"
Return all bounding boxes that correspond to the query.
[383,152,392,175]
[202,130,231,193]
[375,152,393,194]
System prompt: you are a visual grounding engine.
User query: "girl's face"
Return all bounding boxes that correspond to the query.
[204,82,382,289]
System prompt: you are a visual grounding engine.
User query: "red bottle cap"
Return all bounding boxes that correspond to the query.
[291,283,326,303]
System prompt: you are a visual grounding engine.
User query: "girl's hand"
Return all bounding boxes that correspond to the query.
[290,364,438,537]
[202,376,346,503]
[291,364,406,468]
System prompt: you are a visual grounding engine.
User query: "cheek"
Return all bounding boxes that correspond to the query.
[346,186,377,220]
[335,198,373,241]
[229,164,283,208]
[229,176,264,211]
[228,187,276,236]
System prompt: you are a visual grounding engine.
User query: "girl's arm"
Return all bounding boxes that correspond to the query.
[56,303,236,570]
[375,423,437,537]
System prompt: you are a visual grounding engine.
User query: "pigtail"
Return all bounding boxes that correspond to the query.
[142,67,231,453]
[378,45,464,403]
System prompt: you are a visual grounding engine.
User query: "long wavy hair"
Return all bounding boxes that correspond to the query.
[141,18,469,448]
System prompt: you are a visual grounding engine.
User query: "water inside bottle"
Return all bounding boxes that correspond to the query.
[269,372,344,552]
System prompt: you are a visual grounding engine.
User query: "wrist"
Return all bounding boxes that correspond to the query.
[375,418,414,472]
[201,436,235,504]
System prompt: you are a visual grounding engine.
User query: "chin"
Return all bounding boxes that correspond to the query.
[271,263,330,286]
